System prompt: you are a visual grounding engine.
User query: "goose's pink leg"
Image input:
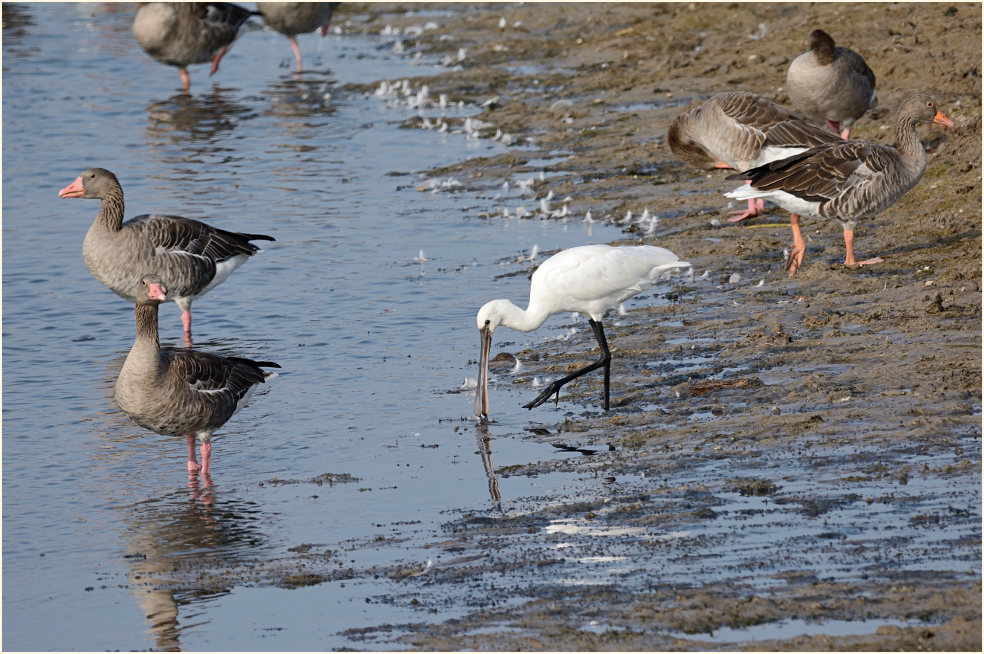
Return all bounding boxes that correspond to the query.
[210,45,229,75]
[290,36,303,72]
[729,197,766,222]
[181,310,193,345]
[179,67,191,93]
[843,229,884,267]
[786,214,806,277]
[200,441,212,477]
[728,182,766,222]
[186,434,201,472]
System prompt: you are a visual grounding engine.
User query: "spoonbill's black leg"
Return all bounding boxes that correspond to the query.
[524,319,612,411]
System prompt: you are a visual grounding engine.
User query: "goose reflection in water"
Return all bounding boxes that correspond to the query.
[1,4,36,49]
[121,488,270,650]
[144,89,256,148]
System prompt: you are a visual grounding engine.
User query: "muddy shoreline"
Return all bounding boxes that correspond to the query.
[173,3,980,650]
[352,3,981,650]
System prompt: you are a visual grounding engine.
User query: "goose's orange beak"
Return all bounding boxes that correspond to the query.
[58,177,85,199]
[933,108,954,128]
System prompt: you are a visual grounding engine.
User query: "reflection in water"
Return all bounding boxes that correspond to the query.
[97,352,273,646]
[1,4,35,45]
[120,487,270,650]
[144,89,256,164]
[474,426,501,503]
[93,350,276,648]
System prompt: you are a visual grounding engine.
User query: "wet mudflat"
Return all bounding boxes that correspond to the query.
[328,3,981,650]
[2,2,980,651]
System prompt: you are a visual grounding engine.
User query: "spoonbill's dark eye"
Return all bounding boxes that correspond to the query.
[484,319,490,326]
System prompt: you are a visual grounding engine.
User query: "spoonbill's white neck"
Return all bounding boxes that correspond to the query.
[481,299,554,334]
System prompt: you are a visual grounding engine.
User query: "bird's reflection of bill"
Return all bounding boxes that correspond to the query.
[475,426,501,503]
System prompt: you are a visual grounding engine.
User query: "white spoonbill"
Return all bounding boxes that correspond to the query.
[474,244,690,420]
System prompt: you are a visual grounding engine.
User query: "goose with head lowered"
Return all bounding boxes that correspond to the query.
[474,244,690,420]
[668,91,842,221]
[59,168,273,344]
[116,274,279,480]
[725,95,953,276]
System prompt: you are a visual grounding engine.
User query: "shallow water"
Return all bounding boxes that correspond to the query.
[2,4,633,650]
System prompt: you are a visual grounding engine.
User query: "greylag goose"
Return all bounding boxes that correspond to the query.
[474,244,690,420]
[725,95,953,276]
[786,29,877,139]
[668,91,841,221]
[58,168,274,344]
[256,2,340,72]
[116,274,279,479]
[133,2,255,93]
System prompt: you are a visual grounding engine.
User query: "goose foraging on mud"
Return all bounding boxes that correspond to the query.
[58,168,274,344]
[474,244,690,419]
[133,2,255,93]
[116,274,279,479]
[668,91,842,221]
[725,95,953,276]
[786,29,877,139]
[257,2,340,72]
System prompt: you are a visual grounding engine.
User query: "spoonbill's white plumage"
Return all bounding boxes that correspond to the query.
[474,244,690,419]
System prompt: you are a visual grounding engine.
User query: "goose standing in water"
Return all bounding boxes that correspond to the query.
[116,274,279,480]
[474,244,690,420]
[668,91,841,221]
[257,2,340,72]
[725,95,953,276]
[59,168,274,344]
[133,2,255,93]
[786,29,877,139]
